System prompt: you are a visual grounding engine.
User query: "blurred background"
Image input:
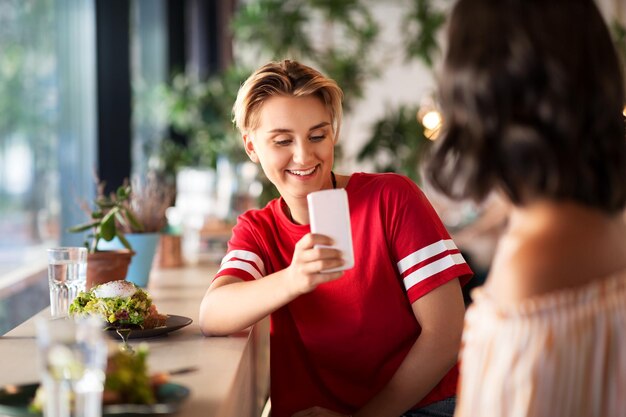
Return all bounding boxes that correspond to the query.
[1,0,625,331]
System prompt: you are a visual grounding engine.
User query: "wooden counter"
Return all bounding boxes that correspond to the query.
[0,264,270,417]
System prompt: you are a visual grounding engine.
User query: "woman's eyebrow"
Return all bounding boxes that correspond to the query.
[266,128,293,134]
[266,121,330,134]
[308,122,330,131]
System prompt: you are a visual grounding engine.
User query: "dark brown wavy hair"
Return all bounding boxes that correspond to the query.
[424,0,626,213]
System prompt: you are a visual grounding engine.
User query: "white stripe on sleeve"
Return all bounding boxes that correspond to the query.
[218,260,264,280]
[221,250,266,275]
[397,239,458,274]
[403,253,466,291]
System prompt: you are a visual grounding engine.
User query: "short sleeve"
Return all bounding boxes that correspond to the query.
[214,216,267,282]
[386,176,473,303]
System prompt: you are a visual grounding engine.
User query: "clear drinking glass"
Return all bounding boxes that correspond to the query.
[47,247,87,317]
[35,316,107,417]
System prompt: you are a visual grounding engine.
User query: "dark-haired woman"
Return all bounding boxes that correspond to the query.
[425,0,626,416]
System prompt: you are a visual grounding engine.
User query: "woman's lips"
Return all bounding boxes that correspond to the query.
[286,165,318,178]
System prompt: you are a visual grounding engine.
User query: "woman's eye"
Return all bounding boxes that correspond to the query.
[310,135,326,142]
[274,139,292,146]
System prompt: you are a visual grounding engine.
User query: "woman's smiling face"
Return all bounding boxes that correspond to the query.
[243,95,336,203]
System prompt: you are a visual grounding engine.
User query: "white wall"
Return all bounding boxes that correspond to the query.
[339,2,440,172]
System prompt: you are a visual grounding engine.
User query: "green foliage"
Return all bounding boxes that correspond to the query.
[68,184,143,254]
[151,66,251,176]
[231,0,314,59]
[401,0,447,68]
[231,0,379,110]
[357,105,429,184]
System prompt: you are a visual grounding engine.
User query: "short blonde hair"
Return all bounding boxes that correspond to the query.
[233,60,344,140]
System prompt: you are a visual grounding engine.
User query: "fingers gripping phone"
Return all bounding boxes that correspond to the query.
[307,189,355,272]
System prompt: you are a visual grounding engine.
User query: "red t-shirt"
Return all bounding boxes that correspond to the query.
[215,173,472,417]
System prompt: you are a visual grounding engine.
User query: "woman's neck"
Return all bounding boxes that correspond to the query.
[283,198,309,225]
[507,200,620,235]
[283,171,347,225]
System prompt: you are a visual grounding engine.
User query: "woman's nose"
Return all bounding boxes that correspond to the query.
[292,140,313,164]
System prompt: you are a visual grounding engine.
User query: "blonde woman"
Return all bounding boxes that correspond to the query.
[199,60,472,417]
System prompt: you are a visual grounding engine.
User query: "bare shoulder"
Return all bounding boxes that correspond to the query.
[488,236,562,302]
[487,207,626,304]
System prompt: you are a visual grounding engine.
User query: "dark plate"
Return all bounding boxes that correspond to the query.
[0,382,190,416]
[107,315,193,339]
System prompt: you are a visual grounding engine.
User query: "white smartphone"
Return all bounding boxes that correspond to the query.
[307,188,355,272]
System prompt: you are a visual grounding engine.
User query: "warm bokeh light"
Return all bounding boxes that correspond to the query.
[419,110,442,140]
[421,110,442,130]
[623,105,626,117]
[417,95,443,140]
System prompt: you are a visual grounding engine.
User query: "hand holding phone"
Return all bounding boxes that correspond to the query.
[307,189,354,272]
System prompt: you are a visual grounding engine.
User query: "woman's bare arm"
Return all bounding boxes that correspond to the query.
[199,233,345,336]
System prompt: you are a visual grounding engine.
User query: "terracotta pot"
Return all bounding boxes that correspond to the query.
[155,234,184,268]
[86,250,135,289]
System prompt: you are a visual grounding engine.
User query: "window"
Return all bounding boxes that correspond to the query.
[0,0,96,332]
[0,0,59,276]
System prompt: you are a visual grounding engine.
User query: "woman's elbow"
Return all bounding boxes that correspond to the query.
[198,293,224,337]
[200,325,229,337]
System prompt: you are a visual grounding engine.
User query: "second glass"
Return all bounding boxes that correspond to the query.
[36,316,108,417]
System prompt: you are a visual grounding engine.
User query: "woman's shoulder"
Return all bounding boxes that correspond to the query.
[235,198,283,229]
[345,173,437,218]
[487,211,626,304]
[238,198,275,217]
[347,172,420,193]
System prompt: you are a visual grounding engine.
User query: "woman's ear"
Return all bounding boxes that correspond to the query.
[242,133,259,163]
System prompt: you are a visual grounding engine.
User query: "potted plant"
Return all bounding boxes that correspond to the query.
[97,172,175,287]
[69,183,141,289]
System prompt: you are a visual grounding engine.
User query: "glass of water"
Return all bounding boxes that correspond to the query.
[36,316,107,417]
[47,247,88,318]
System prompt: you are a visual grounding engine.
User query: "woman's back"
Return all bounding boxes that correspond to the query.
[455,202,626,417]
[457,269,626,416]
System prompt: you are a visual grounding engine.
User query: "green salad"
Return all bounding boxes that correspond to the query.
[69,281,153,328]
[105,344,156,404]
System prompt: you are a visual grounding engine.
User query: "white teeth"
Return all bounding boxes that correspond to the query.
[289,167,316,176]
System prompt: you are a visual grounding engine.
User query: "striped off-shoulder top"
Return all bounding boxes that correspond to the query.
[455,271,626,417]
